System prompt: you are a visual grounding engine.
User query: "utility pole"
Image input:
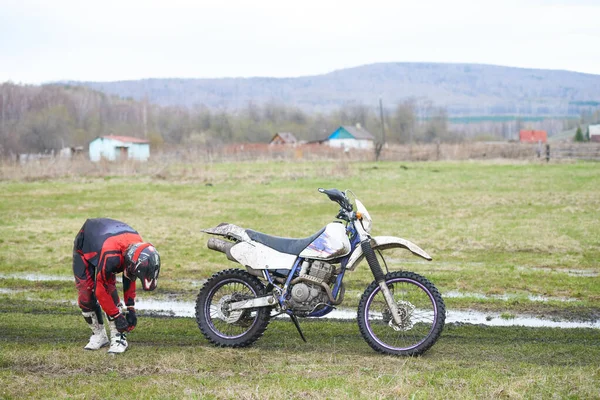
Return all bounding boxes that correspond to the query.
[142,94,148,138]
[1,89,5,132]
[379,98,386,144]
[375,98,386,161]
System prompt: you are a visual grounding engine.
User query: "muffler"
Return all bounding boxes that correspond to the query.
[207,238,237,262]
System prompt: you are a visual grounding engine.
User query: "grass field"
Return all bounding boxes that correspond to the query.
[1,159,599,398]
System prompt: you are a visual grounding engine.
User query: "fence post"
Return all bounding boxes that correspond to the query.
[546,144,550,162]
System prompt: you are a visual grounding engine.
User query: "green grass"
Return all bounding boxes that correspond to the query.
[1,307,599,399]
[1,160,598,310]
[1,159,599,398]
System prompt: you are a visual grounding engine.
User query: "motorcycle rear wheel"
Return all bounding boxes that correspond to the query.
[357,271,445,356]
[195,268,271,347]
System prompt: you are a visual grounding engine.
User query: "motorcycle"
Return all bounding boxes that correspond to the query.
[196,188,445,356]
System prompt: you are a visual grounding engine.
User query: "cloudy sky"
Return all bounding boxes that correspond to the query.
[1,0,599,83]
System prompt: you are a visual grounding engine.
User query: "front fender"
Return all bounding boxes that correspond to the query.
[345,236,432,271]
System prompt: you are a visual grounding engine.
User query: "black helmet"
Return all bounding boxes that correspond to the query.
[125,243,160,291]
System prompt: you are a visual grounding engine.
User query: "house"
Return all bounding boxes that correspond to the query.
[89,135,150,162]
[326,124,375,149]
[270,132,298,145]
[59,146,84,159]
[519,130,547,143]
[588,124,600,142]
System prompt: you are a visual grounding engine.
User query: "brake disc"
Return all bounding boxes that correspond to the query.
[216,294,244,323]
[384,300,416,332]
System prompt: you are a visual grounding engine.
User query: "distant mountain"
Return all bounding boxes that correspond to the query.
[65,62,600,116]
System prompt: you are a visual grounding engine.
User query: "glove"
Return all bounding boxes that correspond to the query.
[126,307,137,332]
[114,314,129,333]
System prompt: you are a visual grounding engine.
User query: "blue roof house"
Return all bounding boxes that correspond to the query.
[326,124,375,150]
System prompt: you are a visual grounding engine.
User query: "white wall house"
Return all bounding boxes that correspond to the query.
[326,125,375,149]
[89,135,150,162]
[589,124,600,143]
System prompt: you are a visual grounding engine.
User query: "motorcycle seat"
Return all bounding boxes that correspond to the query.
[245,227,326,255]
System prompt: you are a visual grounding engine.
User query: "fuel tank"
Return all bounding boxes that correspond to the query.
[298,222,351,260]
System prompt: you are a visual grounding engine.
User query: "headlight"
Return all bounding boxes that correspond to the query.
[355,199,372,233]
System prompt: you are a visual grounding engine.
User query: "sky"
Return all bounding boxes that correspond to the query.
[1,0,600,84]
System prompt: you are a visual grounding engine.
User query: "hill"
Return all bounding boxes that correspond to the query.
[65,62,600,116]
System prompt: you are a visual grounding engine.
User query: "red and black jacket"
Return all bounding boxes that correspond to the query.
[75,218,143,318]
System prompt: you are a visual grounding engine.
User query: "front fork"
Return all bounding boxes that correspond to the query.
[361,240,404,326]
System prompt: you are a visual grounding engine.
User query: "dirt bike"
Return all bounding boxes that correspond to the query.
[195,188,445,356]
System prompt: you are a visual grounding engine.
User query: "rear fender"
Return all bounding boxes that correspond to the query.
[203,224,297,270]
[345,236,432,271]
[202,223,250,242]
[230,241,297,270]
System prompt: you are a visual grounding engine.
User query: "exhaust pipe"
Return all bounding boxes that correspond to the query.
[207,238,237,262]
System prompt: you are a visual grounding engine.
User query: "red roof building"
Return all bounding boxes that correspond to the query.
[519,130,547,143]
[89,135,150,162]
[101,135,149,144]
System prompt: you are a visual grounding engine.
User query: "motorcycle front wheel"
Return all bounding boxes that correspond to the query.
[195,268,271,347]
[357,271,445,356]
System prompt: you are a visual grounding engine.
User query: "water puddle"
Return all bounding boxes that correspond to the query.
[444,290,578,303]
[4,274,598,329]
[0,288,24,294]
[0,273,73,282]
[136,299,196,318]
[446,309,600,329]
[517,266,599,278]
[0,273,208,286]
[131,298,600,329]
[564,269,599,277]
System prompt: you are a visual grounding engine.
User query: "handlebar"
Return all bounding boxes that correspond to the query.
[318,188,353,212]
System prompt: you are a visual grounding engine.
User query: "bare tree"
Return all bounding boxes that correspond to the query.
[392,99,417,143]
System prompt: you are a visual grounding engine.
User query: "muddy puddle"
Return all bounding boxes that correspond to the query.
[135,299,197,318]
[3,273,597,329]
[516,266,599,277]
[444,290,578,303]
[445,309,600,329]
[0,273,207,286]
[130,298,600,329]
[0,273,73,282]
[0,288,23,294]
[387,262,599,278]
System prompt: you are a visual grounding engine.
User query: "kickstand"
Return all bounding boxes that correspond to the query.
[290,314,307,343]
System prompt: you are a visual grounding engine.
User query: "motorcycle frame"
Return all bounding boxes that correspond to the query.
[261,220,363,318]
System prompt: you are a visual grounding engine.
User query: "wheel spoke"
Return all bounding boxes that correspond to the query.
[207,280,258,338]
[358,270,445,356]
[196,269,272,348]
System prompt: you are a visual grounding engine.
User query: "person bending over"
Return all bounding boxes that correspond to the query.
[73,218,160,353]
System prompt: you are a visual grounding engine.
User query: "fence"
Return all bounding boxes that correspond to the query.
[546,143,600,161]
[150,142,556,163]
[3,142,599,181]
[185,142,600,163]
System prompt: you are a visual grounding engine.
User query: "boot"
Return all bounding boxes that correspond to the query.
[108,320,128,354]
[82,311,109,350]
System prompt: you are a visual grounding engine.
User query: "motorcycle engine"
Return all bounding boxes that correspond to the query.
[288,260,335,316]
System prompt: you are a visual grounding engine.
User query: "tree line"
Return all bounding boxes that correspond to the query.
[1,82,595,157]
